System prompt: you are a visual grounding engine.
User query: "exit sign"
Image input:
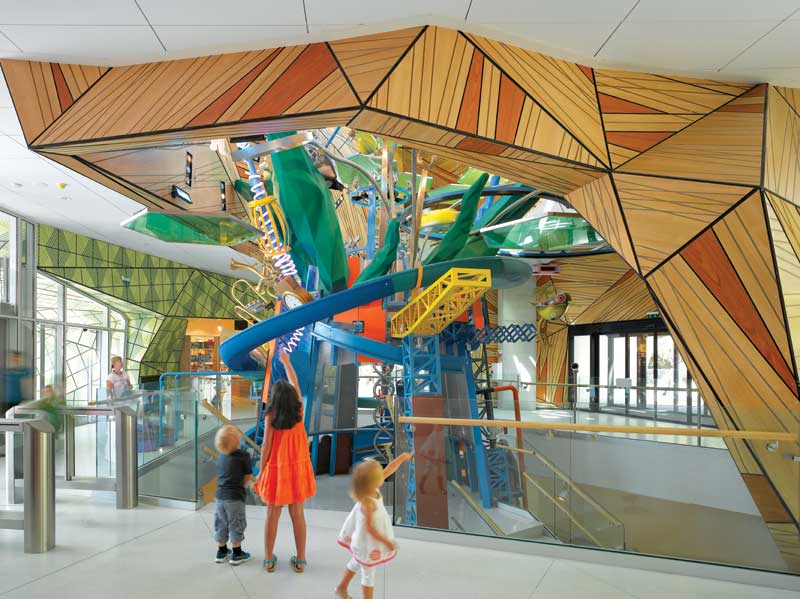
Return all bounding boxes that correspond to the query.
[646,311,660,319]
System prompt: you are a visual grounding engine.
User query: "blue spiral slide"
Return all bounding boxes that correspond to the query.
[219,257,531,372]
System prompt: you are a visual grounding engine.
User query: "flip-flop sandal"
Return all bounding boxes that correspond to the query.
[291,556,306,573]
[263,555,277,572]
[333,589,352,599]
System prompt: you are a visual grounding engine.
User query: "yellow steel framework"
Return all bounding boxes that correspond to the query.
[390,268,492,338]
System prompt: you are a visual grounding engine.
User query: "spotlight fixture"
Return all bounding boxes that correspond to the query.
[220,181,226,212]
[171,185,192,204]
[185,151,193,187]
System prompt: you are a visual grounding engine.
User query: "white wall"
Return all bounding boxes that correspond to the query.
[496,277,537,410]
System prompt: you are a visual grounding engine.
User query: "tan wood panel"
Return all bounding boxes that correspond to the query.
[614,173,753,274]
[39,151,175,210]
[766,192,800,377]
[467,33,608,165]
[619,87,765,185]
[713,193,793,368]
[368,27,601,168]
[34,110,359,155]
[329,27,423,101]
[573,270,656,324]
[349,109,603,195]
[566,175,638,271]
[595,70,750,113]
[536,322,568,405]
[765,89,800,207]
[649,257,800,521]
[544,253,632,321]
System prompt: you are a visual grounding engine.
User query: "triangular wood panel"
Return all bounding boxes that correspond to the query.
[681,229,796,391]
[565,174,638,271]
[329,27,423,102]
[767,192,800,375]
[536,322,568,405]
[546,253,632,321]
[614,173,753,274]
[649,258,800,523]
[0,59,108,143]
[765,88,800,207]
[466,32,608,166]
[713,193,794,370]
[619,86,765,185]
[367,27,602,168]
[573,270,657,324]
[595,70,752,168]
[349,109,603,195]
[33,45,359,148]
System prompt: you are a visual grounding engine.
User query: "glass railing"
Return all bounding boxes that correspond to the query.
[135,373,261,504]
[484,379,723,448]
[393,410,796,574]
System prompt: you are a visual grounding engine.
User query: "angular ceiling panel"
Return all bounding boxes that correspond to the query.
[465,32,608,166]
[0,59,108,143]
[619,85,765,185]
[614,173,753,274]
[595,69,753,168]
[765,88,800,207]
[565,174,638,272]
[329,27,423,102]
[368,27,602,168]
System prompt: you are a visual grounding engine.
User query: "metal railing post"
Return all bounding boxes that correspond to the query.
[64,413,75,481]
[22,419,55,553]
[114,405,138,509]
[3,427,16,504]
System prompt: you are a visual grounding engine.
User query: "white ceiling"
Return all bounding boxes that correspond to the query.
[0,1,797,85]
[0,77,252,278]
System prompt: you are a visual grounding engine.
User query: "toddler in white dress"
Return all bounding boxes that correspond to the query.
[336,452,412,599]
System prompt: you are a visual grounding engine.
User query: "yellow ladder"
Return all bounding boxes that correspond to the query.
[390,268,492,338]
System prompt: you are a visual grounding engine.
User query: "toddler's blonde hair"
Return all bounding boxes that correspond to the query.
[215,425,240,455]
[351,459,384,503]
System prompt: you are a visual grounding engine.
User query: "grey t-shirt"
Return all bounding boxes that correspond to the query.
[216,449,252,501]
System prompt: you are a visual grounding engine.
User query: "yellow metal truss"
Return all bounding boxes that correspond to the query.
[390,268,492,338]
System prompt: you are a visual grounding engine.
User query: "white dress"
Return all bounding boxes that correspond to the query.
[337,492,397,567]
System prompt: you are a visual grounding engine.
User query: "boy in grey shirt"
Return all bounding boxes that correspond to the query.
[214,425,252,565]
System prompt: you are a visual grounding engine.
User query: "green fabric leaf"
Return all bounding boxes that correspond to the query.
[354,219,400,285]
[267,132,349,293]
[423,173,489,265]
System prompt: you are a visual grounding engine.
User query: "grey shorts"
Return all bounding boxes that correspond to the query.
[214,499,247,544]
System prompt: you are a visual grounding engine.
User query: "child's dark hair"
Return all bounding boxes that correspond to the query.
[266,380,302,430]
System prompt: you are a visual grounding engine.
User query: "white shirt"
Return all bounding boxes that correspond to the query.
[107,370,131,396]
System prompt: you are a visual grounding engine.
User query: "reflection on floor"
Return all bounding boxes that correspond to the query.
[0,488,794,598]
[494,408,727,448]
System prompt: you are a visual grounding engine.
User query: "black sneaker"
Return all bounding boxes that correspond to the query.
[230,550,251,566]
[215,547,231,563]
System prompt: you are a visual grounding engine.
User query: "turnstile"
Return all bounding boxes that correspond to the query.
[0,415,55,553]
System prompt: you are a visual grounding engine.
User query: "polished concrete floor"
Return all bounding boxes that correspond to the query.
[0,486,796,598]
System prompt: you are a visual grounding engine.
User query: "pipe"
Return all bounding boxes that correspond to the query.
[307,140,392,216]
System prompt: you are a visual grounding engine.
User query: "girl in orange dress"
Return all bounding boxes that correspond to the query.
[255,350,317,573]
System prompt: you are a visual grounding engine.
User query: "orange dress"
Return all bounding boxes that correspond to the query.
[255,413,316,506]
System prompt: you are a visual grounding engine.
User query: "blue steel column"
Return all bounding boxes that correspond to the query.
[460,339,493,509]
[402,334,441,525]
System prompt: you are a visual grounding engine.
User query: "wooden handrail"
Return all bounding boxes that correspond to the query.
[397,416,798,442]
[201,400,261,452]
[448,480,505,536]
[501,445,623,530]
[523,473,605,549]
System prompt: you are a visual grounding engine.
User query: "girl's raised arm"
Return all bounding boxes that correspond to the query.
[382,452,412,481]
[278,350,301,398]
